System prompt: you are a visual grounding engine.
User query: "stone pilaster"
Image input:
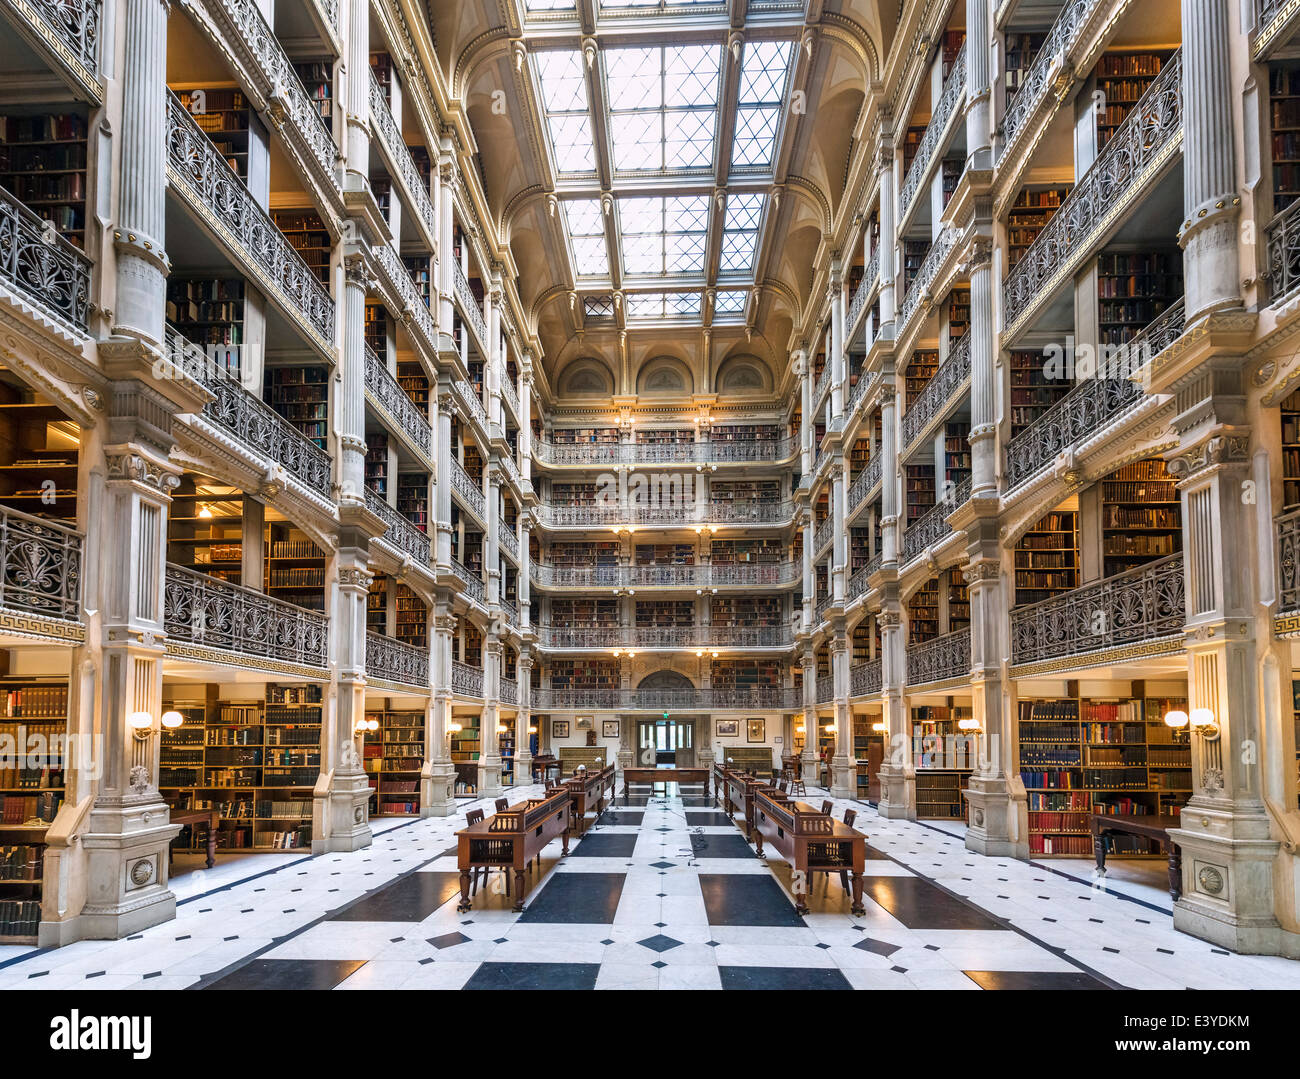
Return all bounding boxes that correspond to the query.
[340,255,372,502]
[515,652,534,782]
[478,636,504,797]
[829,629,856,798]
[799,644,819,780]
[963,237,997,498]
[876,605,914,819]
[434,384,455,570]
[964,0,992,171]
[829,264,846,419]
[343,0,371,194]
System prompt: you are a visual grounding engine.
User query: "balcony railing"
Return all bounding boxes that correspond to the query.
[0,183,91,330]
[1000,0,1098,153]
[1003,302,1186,490]
[850,657,882,696]
[450,458,485,520]
[898,44,967,222]
[538,624,793,650]
[453,379,488,432]
[1266,197,1300,304]
[499,596,518,626]
[450,558,486,605]
[499,518,519,561]
[537,500,796,529]
[1277,508,1300,615]
[374,244,437,353]
[365,345,432,459]
[368,67,437,244]
[453,261,488,348]
[902,477,971,563]
[847,247,880,332]
[172,328,333,498]
[22,0,101,76]
[499,449,523,493]
[166,92,334,348]
[849,455,882,513]
[530,561,800,589]
[901,330,971,449]
[163,562,328,668]
[532,435,797,467]
[1010,553,1185,667]
[898,225,957,331]
[0,505,82,623]
[531,686,797,711]
[813,363,831,407]
[907,627,970,687]
[451,659,483,698]
[1003,51,1183,333]
[500,676,518,705]
[366,485,430,564]
[366,631,429,688]
[814,593,833,622]
[501,376,521,421]
[846,369,877,417]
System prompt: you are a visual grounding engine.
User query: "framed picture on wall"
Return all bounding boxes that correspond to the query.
[601,720,620,738]
[716,719,739,737]
[575,716,594,731]
[552,719,570,739]
[746,718,766,743]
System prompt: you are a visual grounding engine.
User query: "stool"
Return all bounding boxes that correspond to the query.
[786,770,807,798]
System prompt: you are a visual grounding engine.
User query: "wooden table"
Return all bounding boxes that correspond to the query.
[1090,813,1183,901]
[169,809,219,869]
[530,755,561,784]
[562,764,616,833]
[621,766,710,799]
[456,789,571,913]
[751,788,867,916]
[716,765,766,840]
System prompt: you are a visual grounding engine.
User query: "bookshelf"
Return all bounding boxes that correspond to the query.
[941,156,962,208]
[1015,510,1079,606]
[1294,680,1300,809]
[1004,32,1047,104]
[637,428,694,445]
[397,473,428,532]
[1271,63,1300,215]
[161,685,322,851]
[552,598,619,628]
[291,62,333,134]
[1006,186,1072,268]
[364,710,423,816]
[1283,389,1300,509]
[404,256,433,308]
[450,714,480,796]
[912,704,972,819]
[0,393,80,525]
[395,584,427,648]
[0,682,68,822]
[944,420,971,491]
[167,489,243,584]
[172,89,249,179]
[908,578,939,644]
[711,423,781,444]
[947,568,969,632]
[552,427,620,444]
[1009,349,1071,436]
[901,125,924,174]
[265,522,326,611]
[1097,250,1183,347]
[853,715,885,801]
[549,659,619,690]
[711,659,781,689]
[365,303,388,362]
[398,361,430,418]
[902,240,927,294]
[635,543,694,566]
[368,574,388,634]
[635,600,694,627]
[905,350,939,408]
[1093,52,1173,150]
[710,596,781,628]
[166,277,245,360]
[551,541,620,567]
[272,208,331,285]
[265,365,329,450]
[0,111,89,247]
[1100,459,1180,578]
[711,479,781,506]
[370,52,393,102]
[940,30,964,78]
[946,286,969,346]
[365,432,389,497]
[711,539,784,563]
[905,462,935,530]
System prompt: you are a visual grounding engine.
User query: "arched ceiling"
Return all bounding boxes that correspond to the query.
[427,0,893,402]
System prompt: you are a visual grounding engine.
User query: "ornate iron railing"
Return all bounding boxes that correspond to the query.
[365,485,430,564]
[173,327,333,497]
[898,44,967,222]
[532,435,797,467]
[453,261,487,348]
[847,247,880,332]
[366,631,428,687]
[898,225,957,331]
[364,345,431,458]
[1000,0,1097,153]
[23,0,101,73]
[166,92,334,345]
[850,657,882,696]
[906,627,970,686]
[846,369,877,417]
[814,516,833,555]
[536,500,795,529]
[164,562,328,667]
[500,676,518,705]
[374,244,437,350]
[501,375,521,421]
[813,362,831,407]
[450,458,485,519]
[451,557,486,604]
[531,687,797,711]
[0,505,82,622]
[902,477,970,563]
[1010,553,1185,666]
[1277,507,1300,615]
[530,561,800,589]
[539,624,794,650]
[1266,197,1300,303]
[368,67,437,244]
[499,448,523,493]
[815,592,833,622]
[453,379,488,432]
[0,182,91,330]
[901,330,971,449]
[498,596,518,626]
[451,659,483,697]
[1003,51,1183,331]
[849,454,882,513]
[499,518,519,561]
[846,563,870,603]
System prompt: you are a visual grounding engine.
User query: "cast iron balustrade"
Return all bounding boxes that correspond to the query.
[1003,51,1183,332]
[1266,197,1300,303]
[850,658,882,696]
[539,624,792,650]
[374,244,437,351]
[901,330,972,449]
[902,477,971,563]
[1000,0,1098,153]
[906,627,970,687]
[849,455,882,512]
[531,435,797,467]
[365,345,431,459]
[368,67,438,244]
[0,505,82,623]
[815,592,833,622]
[365,485,430,564]
[816,681,834,705]
[450,558,486,604]
[897,226,957,331]
[164,563,328,667]
[847,247,880,332]
[1009,553,1185,666]
[500,676,518,705]
[814,516,833,555]
[171,328,333,498]
[846,369,877,417]
[453,379,488,432]
[451,659,483,697]
[500,376,521,421]
[813,363,831,406]
[0,184,91,330]
[450,458,485,520]
[530,687,796,711]
[166,92,335,346]
[499,518,519,560]
[898,44,967,222]
[366,631,429,688]
[23,0,101,73]
[1278,507,1300,615]
[453,261,488,348]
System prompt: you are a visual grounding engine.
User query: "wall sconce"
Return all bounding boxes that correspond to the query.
[695,649,705,657]
[496,723,509,734]
[129,711,154,740]
[795,724,806,734]
[1164,709,1190,742]
[161,710,185,730]
[871,721,886,733]
[353,717,379,735]
[1189,708,1220,739]
[198,504,213,519]
[957,717,982,733]
[528,725,538,734]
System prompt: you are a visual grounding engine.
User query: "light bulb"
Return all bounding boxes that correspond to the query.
[1190,708,1216,730]
[160,710,185,729]
[871,722,886,732]
[1163,709,1189,729]
[198,504,213,519]
[128,711,153,731]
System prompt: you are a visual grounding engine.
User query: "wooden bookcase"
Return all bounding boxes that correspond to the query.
[711,539,783,563]
[902,240,927,294]
[905,350,939,408]
[1097,249,1183,347]
[711,479,781,506]
[1093,51,1173,149]
[711,424,781,443]
[265,364,329,450]
[941,156,962,209]
[912,704,972,819]
[395,584,427,648]
[291,62,333,133]
[365,302,388,362]
[365,432,388,497]
[167,277,245,357]
[168,488,243,584]
[0,111,89,247]
[265,523,326,611]
[0,389,81,525]
[901,125,925,174]
[944,420,971,490]
[1271,62,1300,215]
[905,462,935,530]
[552,427,620,444]
[450,714,480,796]
[551,541,620,567]
[364,710,423,816]
[552,597,619,627]
[1009,349,1071,436]
[1014,510,1079,606]
[711,659,781,688]
[908,579,939,644]
[367,574,388,634]
[946,286,970,345]
[635,600,694,627]
[853,715,884,800]
[1006,185,1072,268]
[173,88,249,179]
[397,473,428,532]
[710,596,781,627]
[635,543,694,566]
[272,209,331,285]
[1282,390,1300,510]
[1100,458,1180,578]
[548,659,618,689]
[1004,32,1047,104]
[947,568,970,632]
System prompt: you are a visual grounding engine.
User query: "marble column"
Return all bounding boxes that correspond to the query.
[434,382,454,570]
[515,652,534,783]
[964,0,992,172]
[830,266,846,419]
[799,644,818,780]
[797,351,813,478]
[437,156,456,344]
[877,148,897,331]
[966,238,997,498]
[876,604,914,819]
[829,629,856,798]
[422,605,457,814]
[478,636,504,797]
[339,257,371,502]
[832,462,848,603]
[519,360,534,485]
[343,0,370,195]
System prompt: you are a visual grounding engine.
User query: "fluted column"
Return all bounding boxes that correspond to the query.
[797,351,813,478]
[878,148,897,330]
[831,462,848,602]
[343,0,369,193]
[515,652,534,783]
[486,284,503,427]
[479,636,504,797]
[964,0,992,171]
[438,156,456,340]
[966,239,997,497]
[520,358,534,484]
[830,265,846,418]
[518,518,531,629]
[486,468,501,605]
[879,384,900,563]
[339,256,371,501]
[435,382,454,570]
[801,509,814,630]
[422,605,457,814]
[1178,0,1241,320]
[112,0,170,342]
[876,605,913,818]
[800,644,818,780]
[829,629,856,798]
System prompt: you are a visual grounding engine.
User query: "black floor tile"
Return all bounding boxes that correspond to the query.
[600,810,644,826]
[699,873,805,927]
[463,962,600,990]
[329,872,461,921]
[203,959,366,990]
[681,796,712,807]
[719,965,851,990]
[963,970,1109,990]
[860,877,1004,931]
[569,833,639,859]
[865,845,891,860]
[685,811,735,827]
[516,872,626,923]
[690,833,758,859]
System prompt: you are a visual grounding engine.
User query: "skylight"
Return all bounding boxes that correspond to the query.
[525,0,575,9]
[732,41,794,168]
[534,51,597,173]
[563,199,609,276]
[618,195,711,276]
[719,192,765,274]
[604,45,722,172]
[626,292,702,319]
[713,289,749,315]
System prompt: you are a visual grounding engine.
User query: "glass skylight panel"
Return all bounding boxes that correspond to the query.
[605,45,722,172]
[719,192,765,273]
[731,40,793,168]
[618,196,710,276]
[534,51,597,173]
[526,0,576,9]
[626,292,702,319]
[713,289,749,315]
[584,296,615,318]
[564,199,610,276]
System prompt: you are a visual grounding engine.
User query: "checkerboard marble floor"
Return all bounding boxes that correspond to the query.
[4,782,1300,990]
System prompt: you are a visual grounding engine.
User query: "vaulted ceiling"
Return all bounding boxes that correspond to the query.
[429,0,894,403]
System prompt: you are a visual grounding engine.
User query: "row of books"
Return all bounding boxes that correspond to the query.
[0,900,40,937]
[0,845,43,881]
[0,792,60,823]
[1,687,69,719]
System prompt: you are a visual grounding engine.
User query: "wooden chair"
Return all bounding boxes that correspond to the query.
[785,769,807,798]
[495,798,509,813]
[776,776,789,794]
[821,800,833,816]
[465,808,509,897]
[843,808,857,828]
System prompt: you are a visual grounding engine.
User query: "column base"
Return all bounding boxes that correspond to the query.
[514,751,533,787]
[478,759,504,799]
[421,760,457,817]
[829,755,857,800]
[313,771,373,854]
[877,765,915,820]
[964,774,1028,859]
[616,746,634,773]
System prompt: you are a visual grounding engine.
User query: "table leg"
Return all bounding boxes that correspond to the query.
[1092,831,1108,876]
[753,829,765,858]
[1168,843,1183,902]
[561,829,570,857]
[457,870,472,913]
[205,822,216,869]
[513,871,527,913]
[850,871,866,917]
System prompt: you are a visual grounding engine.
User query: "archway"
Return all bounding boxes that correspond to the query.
[636,670,703,766]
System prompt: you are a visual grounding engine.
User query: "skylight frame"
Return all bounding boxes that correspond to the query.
[532,50,599,176]
[730,40,795,171]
